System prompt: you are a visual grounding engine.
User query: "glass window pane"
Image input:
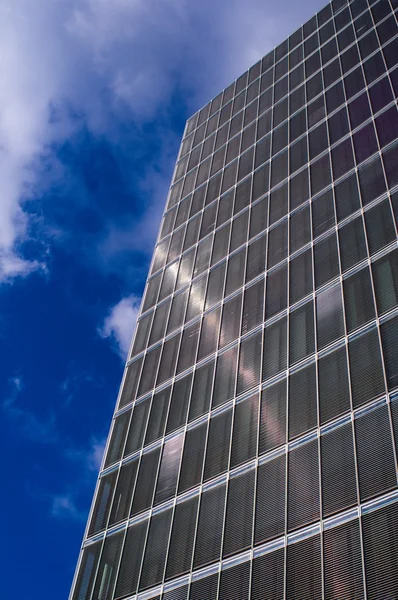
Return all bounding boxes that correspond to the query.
[318,345,350,425]
[343,267,376,333]
[372,249,398,316]
[289,362,317,439]
[349,328,385,408]
[289,300,315,365]
[321,423,357,517]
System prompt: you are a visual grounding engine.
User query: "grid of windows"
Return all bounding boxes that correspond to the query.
[70,0,398,599]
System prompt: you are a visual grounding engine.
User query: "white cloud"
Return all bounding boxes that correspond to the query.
[86,437,107,472]
[2,374,57,443]
[0,0,326,282]
[51,493,85,521]
[98,295,141,360]
[64,435,107,473]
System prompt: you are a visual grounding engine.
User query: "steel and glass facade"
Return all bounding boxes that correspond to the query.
[70,0,398,597]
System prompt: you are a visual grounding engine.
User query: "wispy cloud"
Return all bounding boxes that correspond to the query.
[2,375,57,444]
[98,294,141,360]
[51,493,86,521]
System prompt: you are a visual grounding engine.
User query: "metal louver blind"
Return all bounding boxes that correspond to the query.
[154,432,184,505]
[318,345,350,424]
[265,262,287,318]
[358,154,386,206]
[288,362,317,439]
[338,215,367,273]
[88,470,118,536]
[124,397,150,456]
[119,358,143,408]
[288,438,320,531]
[372,248,398,316]
[362,501,398,598]
[185,276,207,322]
[217,190,233,228]
[314,232,339,289]
[364,198,396,256]
[203,407,233,481]
[206,263,226,308]
[132,311,153,356]
[130,446,161,516]
[355,403,396,502]
[260,379,286,454]
[312,188,335,239]
[139,507,173,591]
[188,359,215,420]
[343,266,375,333]
[92,531,124,600]
[219,560,250,600]
[149,299,171,346]
[114,519,148,599]
[165,496,199,580]
[262,316,287,381]
[167,289,188,335]
[183,214,200,252]
[321,422,357,517]
[267,220,288,269]
[193,238,212,278]
[289,300,315,365]
[289,204,310,253]
[237,330,262,395]
[137,346,162,397]
[348,327,385,408]
[197,307,221,361]
[163,585,188,600]
[246,234,266,283]
[249,196,268,239]
[200,202,218,239]
[159,262,178,301]
[142,272,161,312]
[211,225,230,266]
[289,248,313,305]
[255,454,286,544]
[241,279,264,336]
[230,210,249,252]
[225,248,246,297]
[223,469,255,557]
[334,172,360,222]
[212,345,238,408]
[323,518,364,599]
[230,393,259,467]
[72,540,102,600]
[109,458,139,526]
[105,410,131,467]
[157,332,181,385]
[168,227,186,264]
[178,421,207,493]
[193,483,227,569]
[144,387,170,446]
[380,314,398,391]
[176,249,195,290]
[219,292,243,349]
[251,547,284,600]
[166,373,193,435]
[310,153,331,196]
[189,572,219,600]
[316,282,345,350]
[286,534,322,600]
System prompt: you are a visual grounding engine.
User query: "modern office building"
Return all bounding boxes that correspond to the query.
[70,0,398,597]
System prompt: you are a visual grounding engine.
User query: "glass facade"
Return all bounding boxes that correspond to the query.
[70,0,398,598]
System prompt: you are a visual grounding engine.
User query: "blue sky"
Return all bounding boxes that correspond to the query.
[0,0,326,597]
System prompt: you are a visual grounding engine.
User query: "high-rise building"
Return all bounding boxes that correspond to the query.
[70,0,398,597]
